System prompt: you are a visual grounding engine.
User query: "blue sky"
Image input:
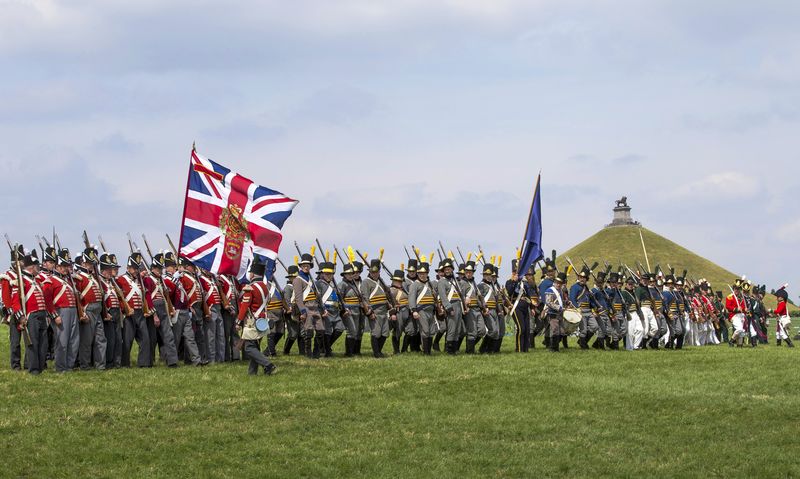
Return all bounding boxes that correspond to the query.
[1,0,798,295]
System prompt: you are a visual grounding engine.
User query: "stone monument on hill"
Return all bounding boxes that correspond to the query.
[606,196,640,228]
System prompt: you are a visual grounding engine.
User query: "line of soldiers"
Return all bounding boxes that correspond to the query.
[0,243,250,374]
[3,243,795,375]
[533,252,794,352]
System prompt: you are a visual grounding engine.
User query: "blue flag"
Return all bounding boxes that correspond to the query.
[517,174,544,277]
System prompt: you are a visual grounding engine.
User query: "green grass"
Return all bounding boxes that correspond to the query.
[2,331,799,478]
[558,226,791,311]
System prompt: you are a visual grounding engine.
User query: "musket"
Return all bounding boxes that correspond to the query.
[355,249,397,309]
[4,235,32,346]
[79,230,109,320]
[167,234,210,320]
[334,245,375,319]
[403,246,412,261]
[455,247,467,265]
[273,258,294,314]
[141,234,177,318]
[127,234,154,317]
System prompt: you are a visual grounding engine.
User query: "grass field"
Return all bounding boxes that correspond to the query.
[2,331,799,478]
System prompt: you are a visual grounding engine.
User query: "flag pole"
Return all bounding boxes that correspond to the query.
[639,228,651,272]
[177,144,196,258]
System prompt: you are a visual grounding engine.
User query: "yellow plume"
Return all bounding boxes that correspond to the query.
[400,263,405,271]
[379,248,384,261]
[293,255,299,265]
[476,253,483,263]
[325,250,330,262]
[567,264,573,276]
[467,252,473,262]
[310,245,316,256]
[420,254,427,263]
[414,247,420,256]
[498,256,503,267]
[364,252,369,260]
[516,247,521,260]
[430,252,435,263]
[448,250,454,259]
[490,255,496,266]
[333,250,338,265]
[347,246,355,263]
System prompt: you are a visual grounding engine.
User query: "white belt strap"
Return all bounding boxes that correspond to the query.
[252,282,268,318]
[369,282,382,299]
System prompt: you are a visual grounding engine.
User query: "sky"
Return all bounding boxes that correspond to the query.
[1,0,798,296]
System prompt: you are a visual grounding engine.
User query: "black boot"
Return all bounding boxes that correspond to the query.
[786,338,795,348]
[478,337,489,354]
[433,333,443,352]
[304,336,314,358]
[273,333,284,356]
[494,337,503,353]
[446,341,457,356]
[422,337,432,355]
[344,337,353,357]
[283,338,295,356]
[330,330,343,351]
[676,334,684,350]
[265,334,276,356]
[379,336,388,357]
[371,336,380,358]
[542,336,550,348]
[324,334,333,358]
[621,336,627,349]
[313,334,324,359]
[640,337,648,349]
[561,335,568,349]
[465,339,475,354]
[591,338,602,350]
[649,337,659,350]
[550,335,560,352]
[392,335,400,354]
[777,339,782,346]
[456,336,464,352]
[610,339,619,350]
[578,337,589,350]
[401,335,410,353]
[411,334,422,352]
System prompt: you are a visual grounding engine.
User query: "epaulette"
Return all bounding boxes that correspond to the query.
[727,293,735,300]
[241,284,253,292]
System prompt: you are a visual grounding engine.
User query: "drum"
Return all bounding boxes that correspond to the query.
[255,318,270,334]
[563,308,582,334]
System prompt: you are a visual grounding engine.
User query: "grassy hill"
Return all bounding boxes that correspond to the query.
[557,225,789,310]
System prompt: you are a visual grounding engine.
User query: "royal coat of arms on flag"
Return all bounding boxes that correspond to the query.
[178,147,298,278]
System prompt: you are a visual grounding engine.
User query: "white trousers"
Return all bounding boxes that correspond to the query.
[731,313,746,339]
[627,311,644,350]
[777,316,791,340]
[641,307,658,338]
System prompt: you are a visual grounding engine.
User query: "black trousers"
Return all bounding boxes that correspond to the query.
[512,306,531,352]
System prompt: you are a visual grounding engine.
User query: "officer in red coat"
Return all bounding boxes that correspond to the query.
[11,250,51,374]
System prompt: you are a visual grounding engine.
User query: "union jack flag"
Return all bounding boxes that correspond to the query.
[178,148,298,279]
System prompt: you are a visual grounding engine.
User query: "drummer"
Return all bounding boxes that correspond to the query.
[544,270,568,352]
[236,259,278,376]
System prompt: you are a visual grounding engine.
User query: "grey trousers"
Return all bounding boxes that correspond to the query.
[614,312,628,341]
[123,309,152,368]
[370,305,390,338]
[655,313,668,338]
[286,316,301,340]
[83,303,107,370]
[342,307,362,339]
[668,313,684,337]
[9,318,22,369]
[243,339,273,375]
[55,307,79,372]
[445,301,465,342]
[549,313,564,338]
[173,309,201,366]
[464,307,486,341]
[204,304,225,363]
[191,303,207,362]
[25,311,49,374]
[484,310,500,340]
[393,308,410,340]
[578,310,600,339]
[222,306,241,361]
[417,306,436,339]
[104,307,122,369]
[152,300,179,366]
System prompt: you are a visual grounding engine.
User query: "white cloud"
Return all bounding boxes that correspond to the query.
[672,172,760,200]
